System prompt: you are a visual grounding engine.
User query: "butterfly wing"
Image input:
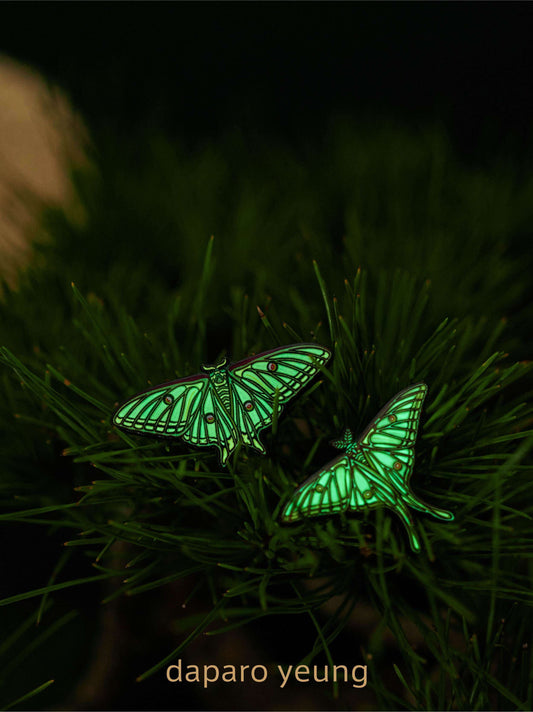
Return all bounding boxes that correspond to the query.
[281,451,394,522]
[358,382,428,450]
[230,343,331,405]
[281,454,355,522]
[281,450,424,552]
[229,343,331,452]
[113,374,208,436]
[114,373,239,465]
[357,382,453,522]
[227,378,273,455]
[360,444,454,522]
[181,387,239,466]
[282,383,453,552]
[114,343,331,466]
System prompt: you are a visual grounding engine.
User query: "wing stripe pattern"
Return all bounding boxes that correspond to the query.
[358,383,427,450]
[113,343,331,465]
[231,345,331,405]
[114,379,207,435]
[181,390,238,464]
[281,383,454,552]
[229,380,271,453]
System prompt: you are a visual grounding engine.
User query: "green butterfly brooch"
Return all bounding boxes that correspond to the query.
[113,343,331,465]
[281,383,454,552]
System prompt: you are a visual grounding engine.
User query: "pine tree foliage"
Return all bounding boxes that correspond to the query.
[0,122,532,710]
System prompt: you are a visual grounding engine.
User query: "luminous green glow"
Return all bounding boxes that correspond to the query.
[281,383,454,553]
[113,343,331,466]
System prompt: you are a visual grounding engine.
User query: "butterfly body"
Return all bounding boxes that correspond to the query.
[281,383,454,552]
[113,343,331,465]
[202,359,232,409]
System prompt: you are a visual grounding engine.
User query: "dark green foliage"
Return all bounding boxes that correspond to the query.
[1,121,532,710]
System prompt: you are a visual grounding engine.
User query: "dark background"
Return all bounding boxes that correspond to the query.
[1,2,532,163]
[1,3,532,710]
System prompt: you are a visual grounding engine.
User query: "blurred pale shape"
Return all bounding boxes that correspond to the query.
[0,55,88,285]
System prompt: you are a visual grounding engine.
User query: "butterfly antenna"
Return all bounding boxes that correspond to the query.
[331,428,354,450]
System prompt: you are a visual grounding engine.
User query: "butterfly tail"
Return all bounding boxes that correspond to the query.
[426,506,454,521]
[392,502,422,553]
[218,434,239,466]
[240,434,267,456]
[404,493,455,522]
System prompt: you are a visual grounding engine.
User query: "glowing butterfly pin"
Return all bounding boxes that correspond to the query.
[280,383,454,552]
[113,343,331,466]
